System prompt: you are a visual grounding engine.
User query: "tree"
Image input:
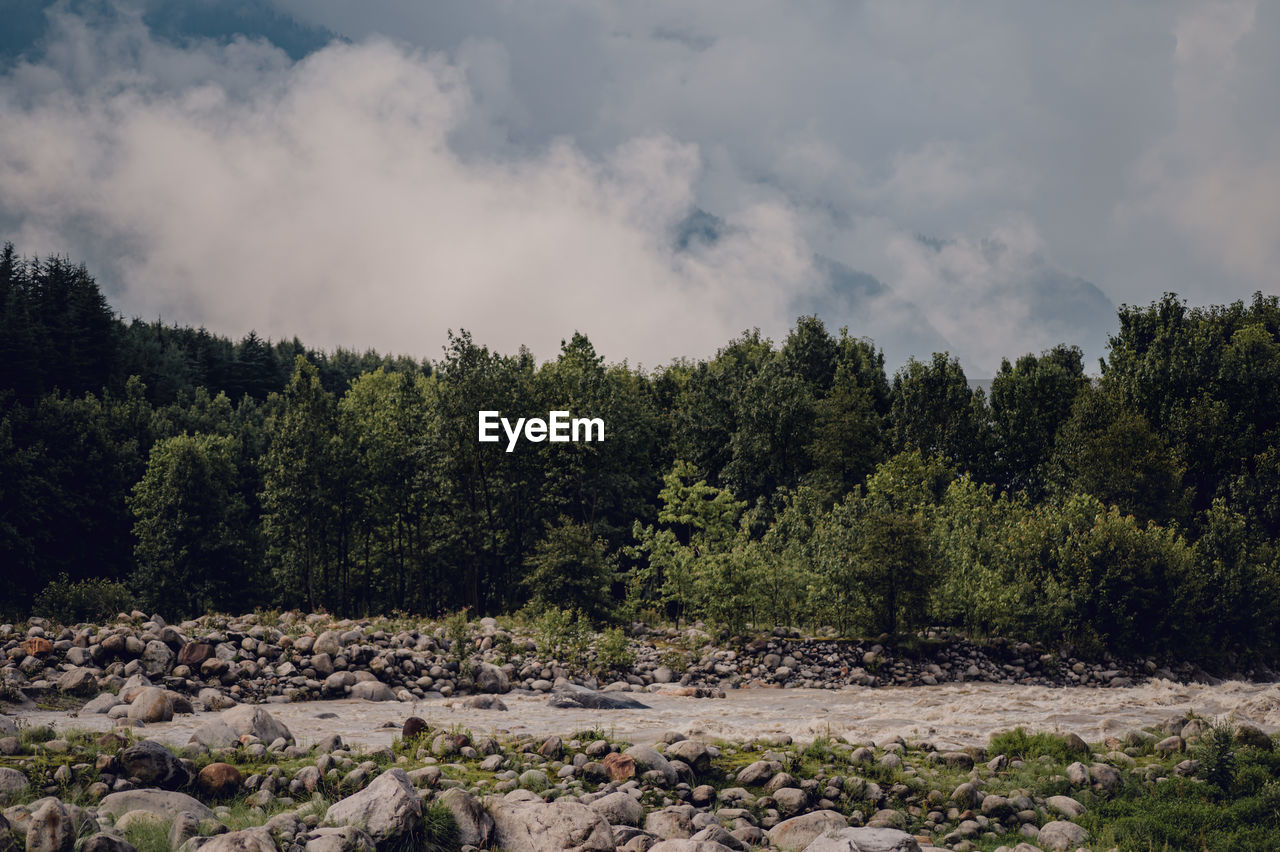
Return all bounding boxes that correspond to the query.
[524,517,616,622]
[130,433,249,616]
[890,353,991,476]
[989,345,1088,497]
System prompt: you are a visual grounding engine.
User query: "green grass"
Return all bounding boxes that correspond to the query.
[988,726,1087,763]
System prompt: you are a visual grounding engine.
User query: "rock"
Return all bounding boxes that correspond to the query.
[1087,763,1123,791]
[736,760,780,787]
[603,753,636,782]
[119,740,191,790]
[169,811,202,849]
[82,693,122,714]
[0,767,29,803]
[462,695,508,711]
[221,705,293,744]
[549,683,649,710]
[590,791,644,827]
[476,663,510,694]
[402,717,430,741]
[800,827,921,852]
[438,788,494,848]
[99,790,215,821]
[1044,795,1085,819]
[644,805,696,840]
[1154,735,1184,754]
[313,631,342,657]
[950,782,977,809]
[197,688,237,711]
[625,746,677,786]
[350,681,397,702]
[1236,724,1272,751]
[1036,821,1088,852]
[190,719,239,751]
[196,763,242,799]
[664,740,710,775]
[487,792,615,851]
[1062,732,1090,755]
[126,687,173,723]
[774,787,808,816]
[195,828,277,851]
[79,835,137,852]
[1065,762,1088,786]
[177,643,214,668]
[767,811,849,851]
[324,768,422,845]
[21,637,52,657]
[56,666,98,695]
[140,640,175,677]
[304,826,377,851]
[25,798,75,852]
[648,842,736,852]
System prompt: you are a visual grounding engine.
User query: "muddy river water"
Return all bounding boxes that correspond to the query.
[18,680,1280,751]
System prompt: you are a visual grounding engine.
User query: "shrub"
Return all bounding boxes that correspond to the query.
[32,574,133,625]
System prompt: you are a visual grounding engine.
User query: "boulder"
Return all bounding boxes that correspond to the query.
[664,740,710,775]
[350,681,397,702]
[768,811,849,851]
[1036,821,1089,852]
[99,790,214,820]
[624,746,677,786]
[303,826,377,851]
[736,760,781,787]
[56,667,98,695]
[800,827,921,852]
[140,640,175,677]
[487,791,615,851]
[79,834,137,852]
[602,753,636,782]
[463,695,508,711]
[401,717,430,741]
[644,805,696,840]
[313,631,342,657]
[475,663,510,694]
[648,842,737,852]
[190,719,239,751]
[1044,795,1085,819]
[0,767,29,803]
[221,705,293,744]
[119,740,191,790]
[25,798,75,852]
[324,768,422,845]
[176,643,214,668]
[126,687,173,723]
[589,791,644,827]
[82,693,122,715]
[438,787,494,848]
[196,763,243,799]
[549,683,649,710]
[196,828,277,851]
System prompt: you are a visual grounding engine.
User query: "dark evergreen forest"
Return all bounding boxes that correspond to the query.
[4,242,1280,666]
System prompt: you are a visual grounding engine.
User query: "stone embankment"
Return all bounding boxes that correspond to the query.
[0,611,1245,716]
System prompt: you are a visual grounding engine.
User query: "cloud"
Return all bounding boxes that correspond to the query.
[0,6,821,366]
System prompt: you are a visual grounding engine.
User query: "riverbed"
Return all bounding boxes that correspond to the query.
[14,679,1280,751]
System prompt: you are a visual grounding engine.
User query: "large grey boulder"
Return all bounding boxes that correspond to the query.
[589,791,643,827]
[312,631,342,657]
[324,768,422,846]
[801,827,921,852]
[664,740,710,775]
[736,760,781,786]
[126,687,173,723]
[649,842,737,852]
[190,719,239,751]
[487,789,615,851]
[644,805,696,840]
[140,640,175,677]
[1036,821,1089,852]
[81,693,122,715]
[195,828,277,851]
[438,787,494,848]
[56,666,98,695]
[475,663,510,694]
[303,826,377,851]
[99,789,214,820]
[0,767,28,803]
[1044,795,1086,819]
[24,798,75,852]
[624,746,677,786]
[221,705,293,744]
[79,834,137,852]
[120,740,191,790]
[548,683,648,710]
[349,681,397,702]
[768,811,849,851]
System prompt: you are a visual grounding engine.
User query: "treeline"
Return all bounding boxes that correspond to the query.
[3,242,1280,665]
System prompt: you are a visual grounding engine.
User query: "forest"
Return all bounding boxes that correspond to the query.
[3,242,1280,667]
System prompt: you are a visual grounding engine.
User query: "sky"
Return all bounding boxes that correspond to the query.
[0,1,1276,375]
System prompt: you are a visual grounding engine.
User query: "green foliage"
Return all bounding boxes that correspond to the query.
[531,606,592,667]
[524,517,617,622]
[988,728,1083,763]
[418,801,460,852]
[593,627,635,675]
[32,574,133,625]
[1199,721,1239,793]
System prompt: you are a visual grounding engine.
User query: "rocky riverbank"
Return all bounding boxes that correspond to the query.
[1,610,1261,717]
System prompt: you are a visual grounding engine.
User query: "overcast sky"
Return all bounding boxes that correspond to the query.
[1,0,1276,374]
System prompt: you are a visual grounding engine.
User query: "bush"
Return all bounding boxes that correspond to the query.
[594,626,635,675]
[988,727,1083,764]
[32,574,133,625]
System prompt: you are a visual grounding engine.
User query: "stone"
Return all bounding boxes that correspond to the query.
[190,719,239,751]
[82,693,122,714]
[196,763,243,799]
[221,705,293,744]
[169,811,202,849]
[21,637,52,657]
[402,717,430,741]
[548,683,649,710]
[644,805,696,840]
[774,787,808,816]
[603,752,636,782]
[1036,821,1089,852]
[1044,795,1085,819]
[56,666,97,695]
[438,787,494,848]
[177,643,214,668]
[99,790,215,821]
[196,828,277,851]
[119,740,191,790]
[475,663,510,694]
[350,681,397,702]
[197,688,237,711]
[0,767,29,803]
[625,746,677,786]
[1065,762,1088,786]
[324,768,422,845]
[79,835,137,852]
[304,826,377,851]
[664,740,710,775]
[25,798,76,852]
[648,842,736,852]
[767,810,849,851]
[313,631,342,657]
[1087,763,1123,791]
[736,760,780,787]
[1236,723,1273,751]
[140,640,175,677]
[126,686,173,723]
[800,827,921,852]
[463,695,508,711]
[487,792,615,851]
[590,791,644,827]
